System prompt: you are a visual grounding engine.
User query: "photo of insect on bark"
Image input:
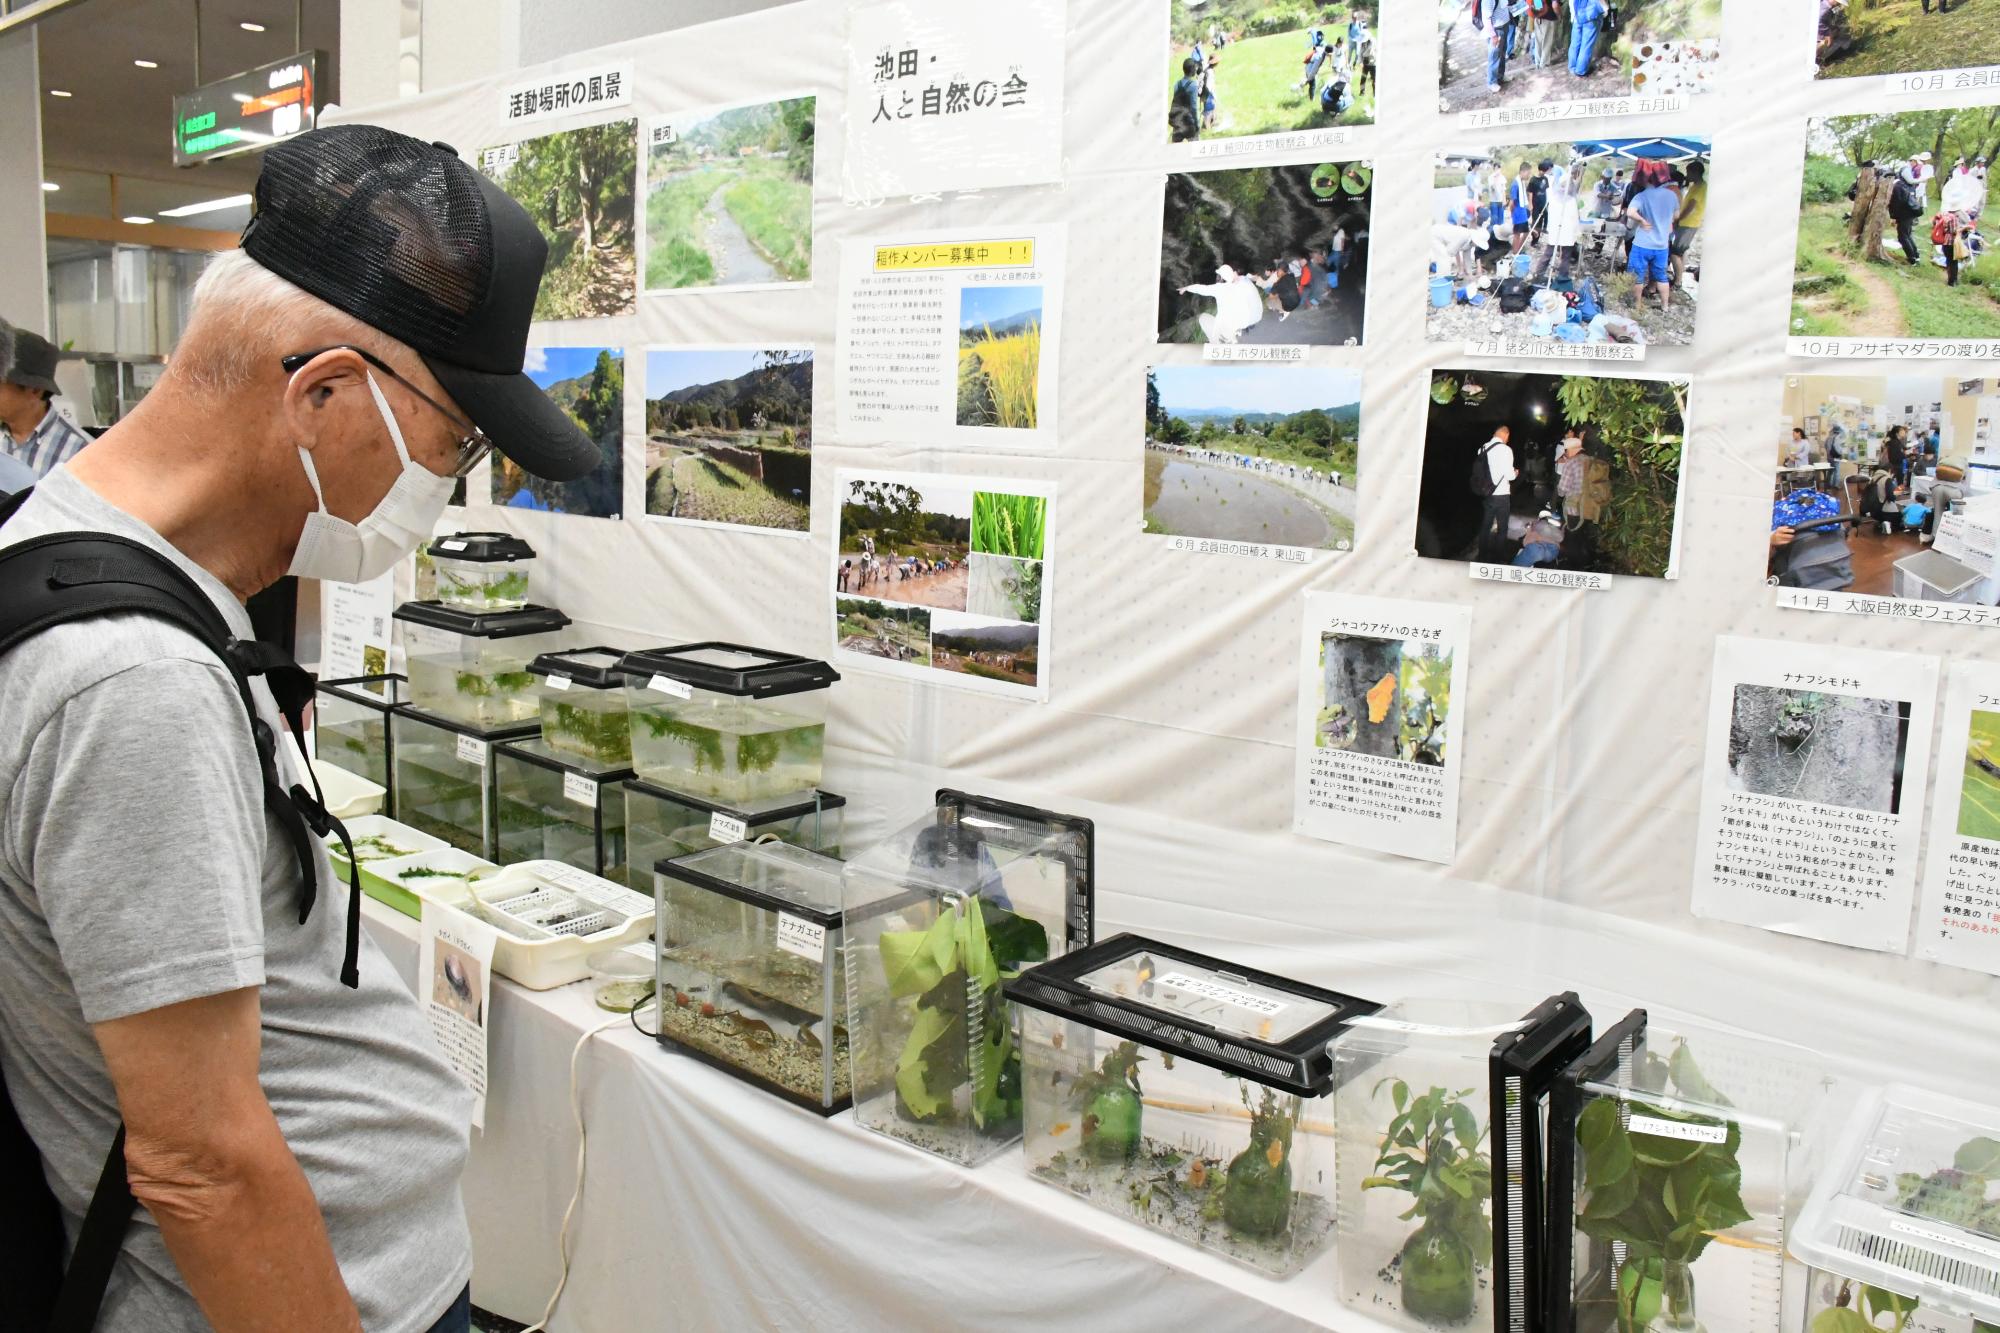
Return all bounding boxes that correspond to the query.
[1316,633,1452,767]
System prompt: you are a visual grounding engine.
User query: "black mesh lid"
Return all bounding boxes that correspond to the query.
[317,673,408,708]
[388,700,539,741]
[429,532,536,563]
[620,778,845,823]
[614,642,839,698]
[526,646,626,689]
[392,600,569,639]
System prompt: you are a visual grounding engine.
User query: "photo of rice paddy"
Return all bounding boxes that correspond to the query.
[957,285,1043,429]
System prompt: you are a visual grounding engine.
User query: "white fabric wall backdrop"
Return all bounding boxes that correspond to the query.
[328,0,2000,1106]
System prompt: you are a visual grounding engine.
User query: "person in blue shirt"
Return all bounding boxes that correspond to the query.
[1482,0,1513,93]
[1170,56,1204,142]
[1570,0,1607,78]
[1625,176,1682,312]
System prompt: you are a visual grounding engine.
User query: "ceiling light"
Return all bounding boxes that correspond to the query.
[41,182,59,192]
[239,20,265,31]
[231,93,250,102]
[48,88,72,98]
[133,59,158,69]
[158,193,253,218]
[122,216,155,225]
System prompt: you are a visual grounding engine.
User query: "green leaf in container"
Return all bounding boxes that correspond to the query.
[1578,1096,1618,1152]
[1956,1136,2000,1175]
[880,915,958,997]
[894,1003,956,1119]
[1587,1121,1635,1189]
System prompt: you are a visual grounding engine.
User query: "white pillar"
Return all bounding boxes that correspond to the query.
[0,27,50,335]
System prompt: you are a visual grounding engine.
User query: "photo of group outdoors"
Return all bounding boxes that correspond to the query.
[1817,0,2000,82]
[1142,364,1359,554]
[1316,633,1453,767]
[958,285,1043,430]
[1166,0,1378,145]
[1768,375,2000,605]
[1727,685,1912,816]
[1428,137,1710,347]
[1436,0,1721,116]
[480,121,637,320]
[1958,707,2000,839]
[643,347,812,534]
[642,95,814,293]
[492,347,624,519]
[1158,161,1373,347]
[1416,369,1689,578]
[1792,109,2000,342]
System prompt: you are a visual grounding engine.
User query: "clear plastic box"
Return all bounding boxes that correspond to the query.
[615,643,838,805]
[395,601,569,730]
[1793,1084,2000,1333]
[492,737,632,880]
[429,532,536,612]
[389,704,537,859]
[1332,995,1593,1329]
[314,674,406,795]
[622,781,845,889]
[527,647,632,766]
[1549,1010,1842,1333]
[655,842,852,1114]
[1009,934,1378,1276]
[841,791,1094,1166]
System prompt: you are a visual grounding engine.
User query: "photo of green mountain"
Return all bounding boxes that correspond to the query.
[644,348,813,533]
[491,347,625,519]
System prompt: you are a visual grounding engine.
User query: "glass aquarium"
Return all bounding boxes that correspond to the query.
[389,703,537,859]
[314,674,406,796]
[615,643,838,805]
[622,780,844,889]
[395,600,569,730]
[429,531,536,612]
[1332,995,1593,1330]
[528,647,632,766]
[654,842,852,1114]
[492,737,632,879]
[1009,934,1378,1276]
[1549,1010,1842,1333]
[1792,1084,2000,1333]
[841,790,1094,1166]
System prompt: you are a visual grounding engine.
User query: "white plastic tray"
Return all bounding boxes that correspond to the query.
[431,859,655,991]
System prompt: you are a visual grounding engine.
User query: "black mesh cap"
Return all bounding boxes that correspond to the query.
[241,124,599,482]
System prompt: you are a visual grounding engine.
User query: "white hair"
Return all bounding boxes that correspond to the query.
[172,249,398,396]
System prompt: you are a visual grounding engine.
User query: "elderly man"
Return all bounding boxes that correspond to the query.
[0,324,91,477]
[0,126,597,1332]
[1179,263,1265,344]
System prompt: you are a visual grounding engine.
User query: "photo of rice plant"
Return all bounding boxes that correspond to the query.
[644,347,812,533]
[643,94,814,293]
[1316,634,1452,767]
[957,285,1043,429]
[1726,685,1912,815]
[480,121,637,320]
[491,346,624,519]
[970,490,1047,560]
[1959,708,2000,840]
[836,598,931,666]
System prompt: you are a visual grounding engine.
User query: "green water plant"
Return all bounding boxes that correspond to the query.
[1076,1041,1144,1164]
[1362,1082,1493,1324]
[1225,1085,1300,1240]
[546,699,632,763]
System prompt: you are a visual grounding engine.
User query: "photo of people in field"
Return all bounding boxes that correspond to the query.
[836,598,931,666]
[1159,161,1372,347]
[1436,0,1720,116]
[1167,0,1378,144]
[957,285,1042,430]
[1818,0,2000,82]
[644,95,814,293]
[1429,138,1709,348]
[480,122,637,320]
[644,348,812,534]
[836,477,973,612]
[491,347,624,519]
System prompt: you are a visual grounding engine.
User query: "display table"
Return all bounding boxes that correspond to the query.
[361,901,1386,1332]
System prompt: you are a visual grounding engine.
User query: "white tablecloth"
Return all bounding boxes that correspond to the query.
[362,901,1393,1332]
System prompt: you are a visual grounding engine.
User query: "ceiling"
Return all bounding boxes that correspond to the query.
[36,0,341,232]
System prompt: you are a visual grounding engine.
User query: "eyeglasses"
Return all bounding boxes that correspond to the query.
[280,344,493,478]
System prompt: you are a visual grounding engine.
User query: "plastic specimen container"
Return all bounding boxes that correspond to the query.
[622,781,845,889]
[527,646,632,766]
[1009,934,1378,1276]
[1332,995,1593,1330]
[395,600,568,731]
[615,642,838,805]
[492,736,633,880]
[430,860,656,990]
[429,531,537,612]
[388,703,537,859]
[655,842,853,1114]
[314,674,407,796]
[841,790,1094,1166]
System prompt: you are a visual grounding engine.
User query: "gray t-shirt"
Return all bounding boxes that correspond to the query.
[0,468,472,1331]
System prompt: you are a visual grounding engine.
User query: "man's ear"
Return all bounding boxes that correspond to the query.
[281,348,371,453]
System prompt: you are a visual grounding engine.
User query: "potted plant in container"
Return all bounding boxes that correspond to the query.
[1076,1041,1144,1164]
[1361,1082,1493,1324]
[1226,1084,1303,1242]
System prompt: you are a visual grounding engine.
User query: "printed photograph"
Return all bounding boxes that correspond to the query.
[1727,685,1912,815]
[1767,375,1997,603]
[1436,0,1721,116]
[1818,0,2000,81]
[970,490,1048,561]
[1959,708,2000,839]
[432,940,484,1024]
[957,285,1043,430]
[1793,110,2000,342]
[1159,161,1373,346]
[966,554,1044,623]
[1316,633,1453,767]
[836,476,972,612]
[644,94,815,292]
[931,612,1040,688]
[644,347,812,533]
[480,121,636,320]
[492,347,624,519]
[836,597,932,666]
[1143,364,1359,551]
[1167,0,1378,144]
[1416,369,1688,578]
[1430,138,1710,348]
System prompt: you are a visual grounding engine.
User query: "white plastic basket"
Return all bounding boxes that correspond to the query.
[310,759,388,819]
[432,860,655,991]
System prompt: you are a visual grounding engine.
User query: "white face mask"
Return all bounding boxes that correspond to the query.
[287,370,457,585]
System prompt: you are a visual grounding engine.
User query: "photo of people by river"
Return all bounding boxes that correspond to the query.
[643,94,814,294]
[1166,0,1378,144]
[1143,364,1359,555]
[644,347,812,534]
[1436,0,1720,116]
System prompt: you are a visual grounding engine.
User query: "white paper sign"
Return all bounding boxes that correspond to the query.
[1155,971,1288,1017]
[497,61,633,128]
[563,772,597,808]
[1691,636,1939,954]
[1627,1114,1728,1144]
[708,812,749,844]
[419,902,499,1129]
[841,0,1063,201]
[455,734,488,766]
[648,674,693,699]
[836,225,1065,449]
[545,674,572,692]
[1916,661,2000,977]
[775,913,827,961]
[1294,593,1473,865]
[319,570,395,683]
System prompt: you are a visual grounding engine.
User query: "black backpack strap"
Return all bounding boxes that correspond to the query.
[44,1126,135,1333]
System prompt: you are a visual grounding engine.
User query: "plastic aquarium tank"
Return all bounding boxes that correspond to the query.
[314,674,406,794]
[615,643,838,805]
[1549,1010,1842,1333]
[655,842,851,1114]
[493,737,631,880]
[528,647,631,766]
[1008,934,1377,1276]
[396,601,568,730]
[1792,1084,2000,1333]
[389,704,535,859]
[622,781,844,889]
[1333,995,1592,1331]
[841,790,1094,1166]
[429,532,536,612]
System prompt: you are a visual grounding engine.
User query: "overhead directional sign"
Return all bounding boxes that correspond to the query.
[172,51,322,167]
